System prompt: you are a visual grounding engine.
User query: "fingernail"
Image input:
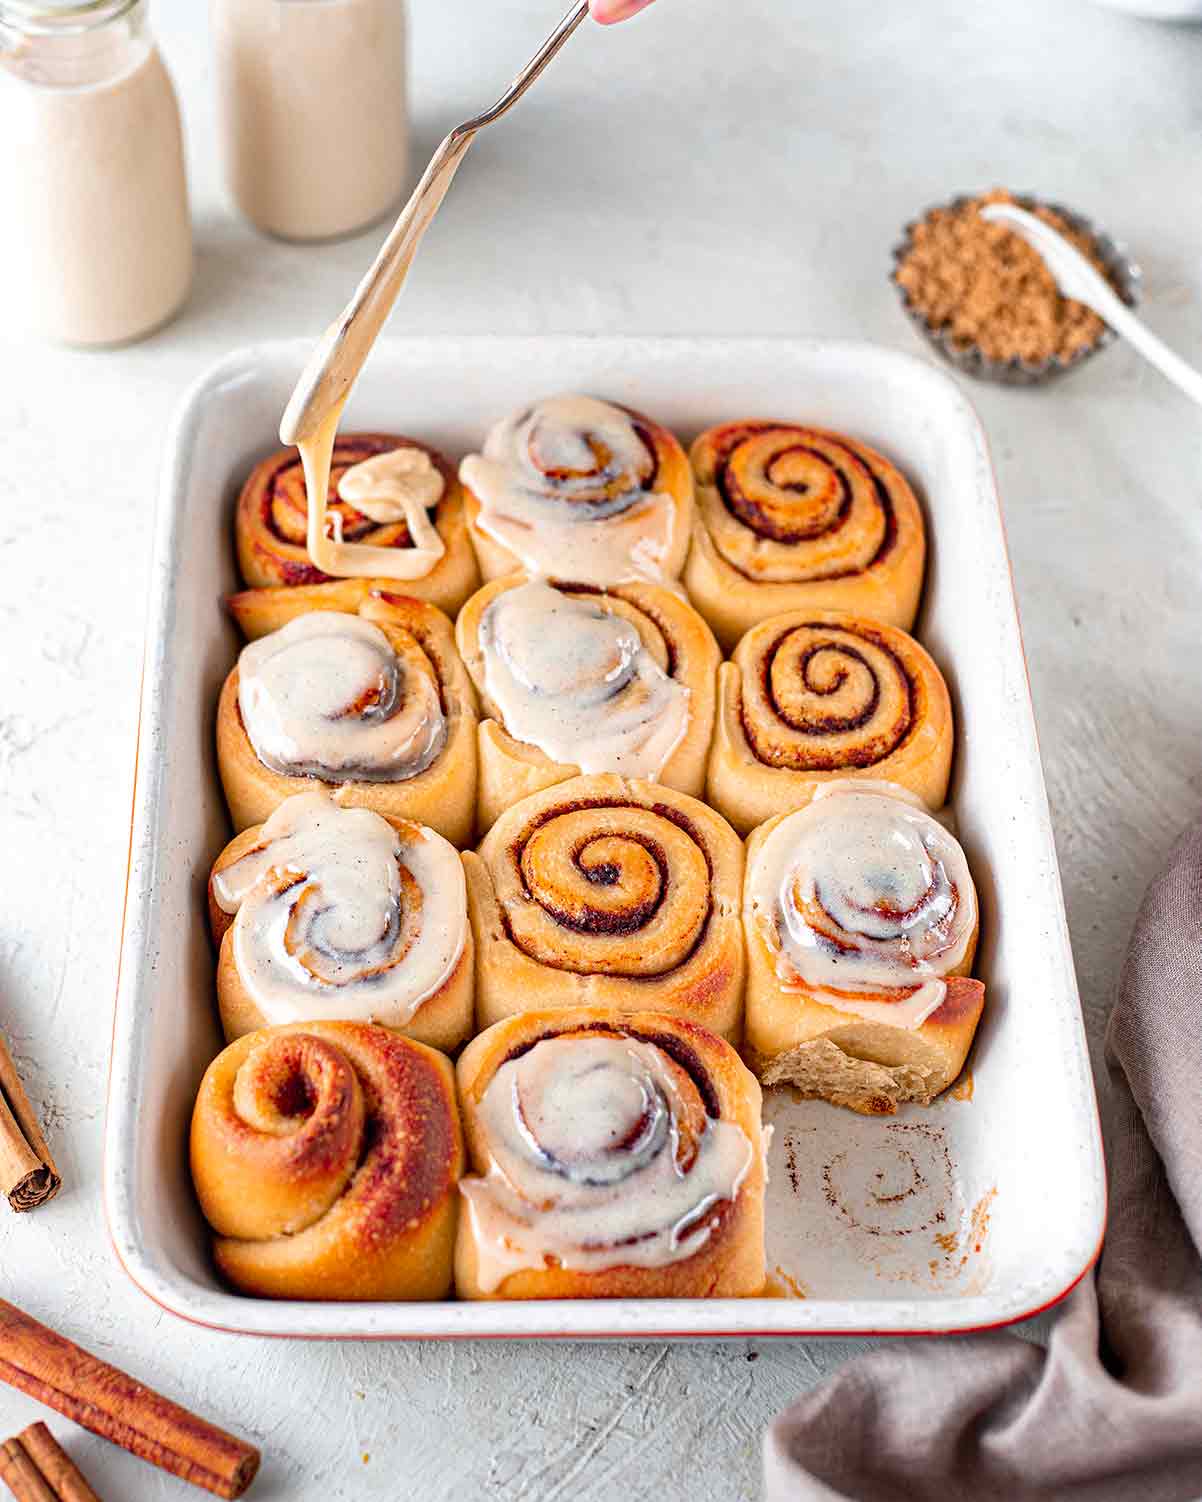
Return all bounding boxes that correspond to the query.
[591,0,654,23]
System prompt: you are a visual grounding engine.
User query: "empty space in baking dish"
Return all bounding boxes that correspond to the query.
[105,337,1105,1339]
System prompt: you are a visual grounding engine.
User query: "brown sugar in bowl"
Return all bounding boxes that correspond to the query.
[891,188,1141,385]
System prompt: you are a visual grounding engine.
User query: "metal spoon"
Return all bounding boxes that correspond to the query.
[280,1,590,447]
[981,202,1202,409]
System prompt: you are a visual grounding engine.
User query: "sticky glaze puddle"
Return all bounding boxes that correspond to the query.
[763,1090,995,1300]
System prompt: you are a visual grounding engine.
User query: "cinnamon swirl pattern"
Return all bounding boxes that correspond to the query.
[456,576,720,834]
[744,782,984,1114]
[455,1009,766,1299]
[216,592,478,846]
[191,1022,463,1300]
[459,395,693,586]
[707,608,953,835]
[233,433,479,618]
[684,422,926,651]
[463,776,746,1041]
[208,793,473,1053]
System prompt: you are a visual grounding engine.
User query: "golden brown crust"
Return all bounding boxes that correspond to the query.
[190,1022,463,1300]
[707,609,953,835]
[462,403,695,583]
[215,592,479,847]
[207,813,474,1053]
[464,775,746,1041]
[456,574,720,836]
[684,422,926,652]
[454,1008,765,1299]
[233,433,480,615]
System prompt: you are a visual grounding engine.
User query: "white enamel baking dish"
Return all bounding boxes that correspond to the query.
[105,336,1105,1340]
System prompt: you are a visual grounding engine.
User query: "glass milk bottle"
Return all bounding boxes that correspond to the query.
[212,0,408,242]
[0,0,192,345]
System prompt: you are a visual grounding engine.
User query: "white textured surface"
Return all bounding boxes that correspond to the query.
[1,0,1199,1496]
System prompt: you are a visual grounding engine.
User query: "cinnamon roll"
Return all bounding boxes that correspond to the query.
[684,422,926,652]
[463,775,745,1041]
[208,792,474,1053]
[190,1022,463,1300]
[459,395,693,586]
[707,608,953,835]
[455,1009,766,1299]
[456,576,720,835]
[216,592,478,847]
[233,433,480,618]
[743,781,983,1114]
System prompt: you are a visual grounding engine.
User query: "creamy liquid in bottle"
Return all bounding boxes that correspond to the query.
[212,0,408,242]
[0,3,192,345]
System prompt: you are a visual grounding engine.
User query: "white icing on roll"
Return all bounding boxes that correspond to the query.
[299,441,449,582]
[460,1034,753,1291]
[237,612,446,783]
[459,395,675,585]
[212,792,467,1027]
[746,781,977,1029]
[326,447,448,580]
[478,579,690,781]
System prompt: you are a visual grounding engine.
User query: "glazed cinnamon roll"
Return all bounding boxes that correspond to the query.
[459,395,693,586]
[455,1009,766,1299]
[707,608,953,835]
[463,775,745,1040]
[233,433,480,618]
[190,1022,463,1300]
[456,576,720,835]
[216,592,478,847]
[684,422,926,652]
[743,781,983,1114]
[208,792,474,1053]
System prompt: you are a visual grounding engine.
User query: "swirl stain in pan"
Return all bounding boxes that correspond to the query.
[764,1100,997,1296]
[822,1122,956,1238]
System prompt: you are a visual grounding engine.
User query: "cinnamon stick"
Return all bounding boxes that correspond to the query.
[0,1435,58,1502]
[0,1036,60,1213]
[0,1425,101,1502]
[0,1302,259,1499]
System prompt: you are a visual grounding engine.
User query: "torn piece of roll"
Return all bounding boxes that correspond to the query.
[684,421,926,652]
[707,608,953,835]
[456,575,720,835]
[207,792,473,1053]
[216,591,478,847]
[463,775,745,1041]
[743,781,983,1114]
[454,1009,766,1299]
[459,395,693,586]
[190,1022,463,1300]
[233,432,479,617]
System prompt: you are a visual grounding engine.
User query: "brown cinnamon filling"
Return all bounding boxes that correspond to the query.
[712,423,899,575]
[500,796,716,974]
[742,621,915,769]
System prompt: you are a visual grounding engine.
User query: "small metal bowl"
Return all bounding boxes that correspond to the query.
[890,192,1142,387]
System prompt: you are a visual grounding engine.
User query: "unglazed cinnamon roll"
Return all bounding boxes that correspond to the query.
[191,1022,463,1300]
[216,591,478,847]
[455,1009,765,1299]
[707,608,953,835]
[459,395,693,586]
[684,422,927,652]
[464,775,745,1040]
[456,576,720,835]
[207,793,473,1053]
[233,433,480,618]
[743,781,984,1114]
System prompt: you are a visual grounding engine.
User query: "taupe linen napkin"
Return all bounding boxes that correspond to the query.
[765,817,1202,1502]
